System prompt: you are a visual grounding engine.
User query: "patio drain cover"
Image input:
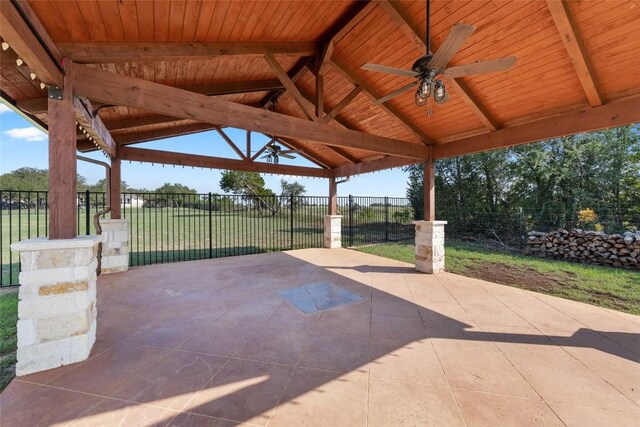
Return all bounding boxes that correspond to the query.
[276,282,365,314]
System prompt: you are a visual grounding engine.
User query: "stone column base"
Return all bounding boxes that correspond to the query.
[10,236,101,376]
[324,215,343,249]
[413,220,447,273]
[99,219,129,273]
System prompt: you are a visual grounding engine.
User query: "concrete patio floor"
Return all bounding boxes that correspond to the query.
[1,248,639,426]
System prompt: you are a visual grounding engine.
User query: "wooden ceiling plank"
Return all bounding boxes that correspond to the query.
[120,147,332,178]
[264,54,318,121]
[56,41,318,63]
[433,95,640,159]
[546,0,603,106]
[0,0,62,86]
[216,127,247,160]
[378,0,498,131]
[73,64,429,159]
[330,57,433,144]
[74,97,116,157]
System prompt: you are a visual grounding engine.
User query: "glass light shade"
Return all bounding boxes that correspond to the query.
[434,80,446,102]
[415,90,427,106]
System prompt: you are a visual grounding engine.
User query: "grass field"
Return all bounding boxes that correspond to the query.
[0,292,18,392]
[357,240,640,315]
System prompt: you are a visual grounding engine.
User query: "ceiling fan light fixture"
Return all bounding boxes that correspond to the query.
[419,80,431,97]
[434,80,447,103]
[415,90,427,106]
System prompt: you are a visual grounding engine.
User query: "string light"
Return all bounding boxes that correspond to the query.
[40,82,46,90]
[1,42,9,51]
[30,72,36,80]
[16,58,23,66]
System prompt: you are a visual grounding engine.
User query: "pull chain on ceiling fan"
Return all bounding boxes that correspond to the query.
[361,0,517,109]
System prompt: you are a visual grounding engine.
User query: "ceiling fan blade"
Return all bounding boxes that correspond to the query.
[374,82,418,105]
[361,63,418,78]
[279,149,302,155]
[443,56,517,79]
[260,154,270,159]
[427,23,476,72]
[278,153,296,159]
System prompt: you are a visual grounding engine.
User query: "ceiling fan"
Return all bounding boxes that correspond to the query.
[361,0,516,108]
[261,141,301,164]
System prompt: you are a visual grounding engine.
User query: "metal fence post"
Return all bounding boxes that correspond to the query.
[348,194,354,247]
[290,194,294,249]
[85,189,91,235]
[384,196,389,242]
[208,192,213,259]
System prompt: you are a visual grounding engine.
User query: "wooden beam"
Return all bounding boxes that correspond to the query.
[17,79,285,115]
[330,57,434,144]
[546,0,603,106]
[216,128,246,160]
[0,0,62,86]
[261,58,310,110]
[432,95,640,159]
[105,115,179,131]
[74,97,116,157]
[120,147,332,178]
[276,137,333,169]
[318,40,335,75]
[57,42,318,63]
[316,72,324,120]
[110,156,121,219]
[246,131,251,159]
[319,1,377,46]
[48,61,76,239]
[265,54,317,121]
[334,155,419,177]
[424,152,435,221]
[323,86,363,123]
[378,0,498,131]
[73,64,429,159]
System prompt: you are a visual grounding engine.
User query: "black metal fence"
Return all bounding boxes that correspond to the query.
[2,189,638,287]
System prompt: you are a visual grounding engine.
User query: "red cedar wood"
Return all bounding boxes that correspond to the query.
[110,156,121,219]
[48,62,76,239]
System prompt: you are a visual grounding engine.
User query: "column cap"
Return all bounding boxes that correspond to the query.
[413,220,448,225]
[324,215,343,219]
[99,219,130,224]
[11,235,103,252]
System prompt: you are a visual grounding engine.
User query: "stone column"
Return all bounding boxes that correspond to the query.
[10,236,102,376]
[414,220,447,273]
[99,219,129,273]
[324,215,343,249]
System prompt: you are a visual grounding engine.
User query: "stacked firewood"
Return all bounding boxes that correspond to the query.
[524,229,640,269]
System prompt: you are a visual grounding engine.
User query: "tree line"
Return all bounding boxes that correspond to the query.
[406,125,640,233]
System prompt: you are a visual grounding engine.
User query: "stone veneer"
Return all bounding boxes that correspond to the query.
[414,220,447,273]
[99,219,130,273]
[10,236,101,376]
[324,215,343,249]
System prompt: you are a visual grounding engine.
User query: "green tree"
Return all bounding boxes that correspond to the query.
[219,171,279,215]
[280,179,306,207]
[152,183,198,208]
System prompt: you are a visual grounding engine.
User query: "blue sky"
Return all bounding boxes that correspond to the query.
[0,101,410,197]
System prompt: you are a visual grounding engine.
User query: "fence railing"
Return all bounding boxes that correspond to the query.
[2,189,638,287]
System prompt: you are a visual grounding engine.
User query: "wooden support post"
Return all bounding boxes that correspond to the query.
[48,61,77,239]
[316,72,324,120]
[329,177,337,215]
[423,152,435,221]
[110,156,121,219]
[246,131,251,159]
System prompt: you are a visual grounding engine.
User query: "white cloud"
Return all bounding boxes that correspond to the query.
[5,126,46,141]
[0,103,11,114]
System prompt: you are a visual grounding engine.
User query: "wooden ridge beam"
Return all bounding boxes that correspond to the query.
[57,42,318,63]
[265,54,317,121]
[432,95,640,159]
[120,147,332,178]
[0,0,62,86]
[330,57,433,144]
[546,0,603,106]
[73,64,428,159]
[73,97,116,157]
[378,0,498,131]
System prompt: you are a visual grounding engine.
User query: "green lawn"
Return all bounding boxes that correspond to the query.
[0,292,18,392]
[357,240,640,315]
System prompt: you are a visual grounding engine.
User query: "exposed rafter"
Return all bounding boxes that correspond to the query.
[57,41,318,63]
[378,0,498,131]
[275,137,333,169]
[546,0,603,106]
[265,54,318,121]
[323,86,363,124]
[74,97,116,157]
[120,147,332,178]
[73,64,429,159]
[216,128,247,160]
[433,95,640,159]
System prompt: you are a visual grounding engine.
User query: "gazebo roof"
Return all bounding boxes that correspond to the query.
[2,0,640,177]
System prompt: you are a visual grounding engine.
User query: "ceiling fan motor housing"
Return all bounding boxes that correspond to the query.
[412,54,433,74]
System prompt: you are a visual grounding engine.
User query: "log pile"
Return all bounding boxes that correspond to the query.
[524,229,640,269]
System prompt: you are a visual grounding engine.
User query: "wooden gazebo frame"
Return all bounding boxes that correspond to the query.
[2,0,640,239]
